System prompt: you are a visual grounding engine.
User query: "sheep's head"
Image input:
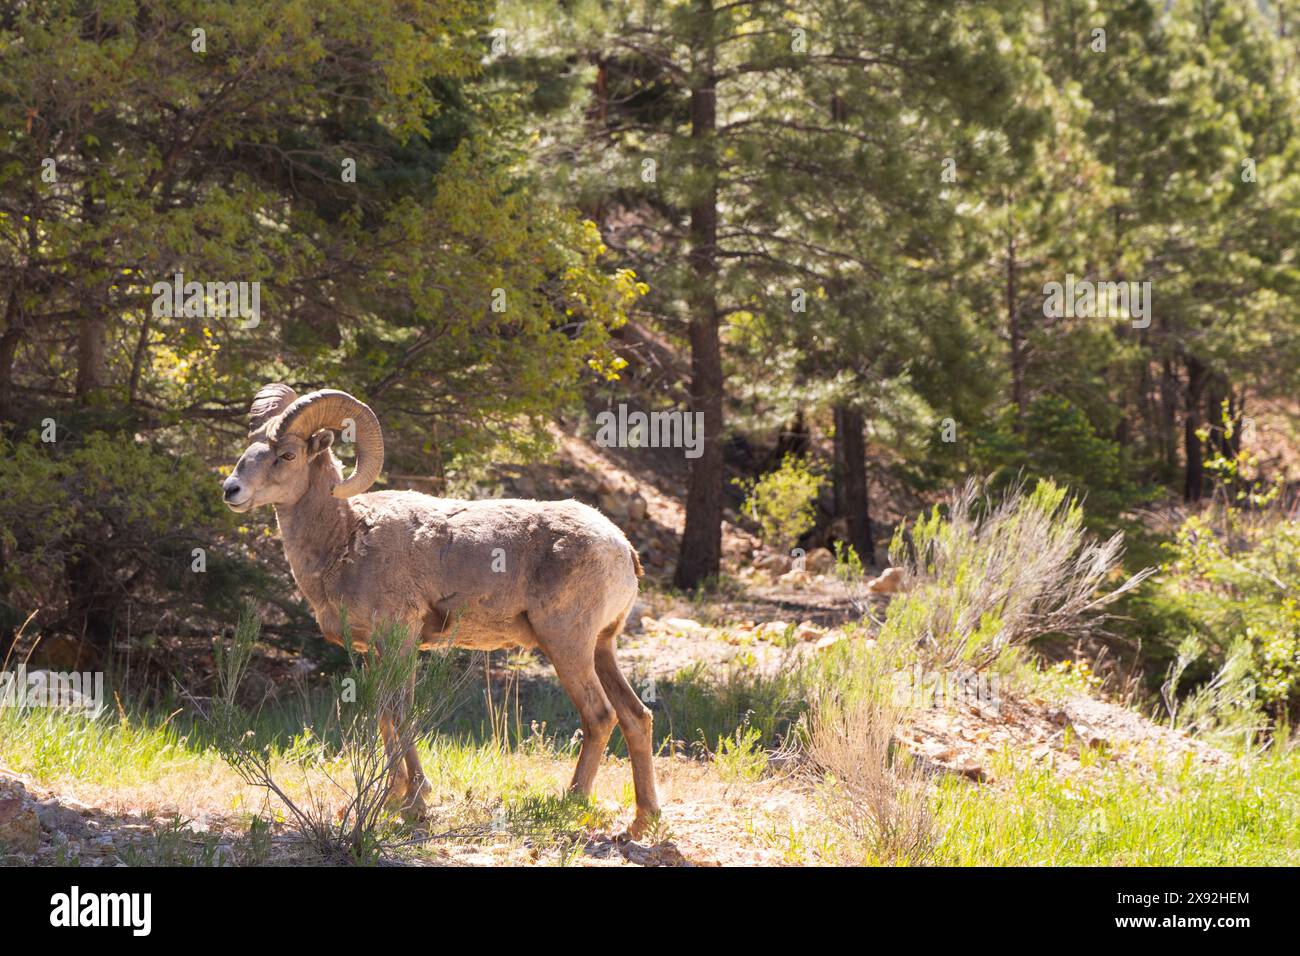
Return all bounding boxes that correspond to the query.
[222,384,384,512]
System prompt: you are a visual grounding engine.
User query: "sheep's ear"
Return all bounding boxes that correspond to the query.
[307,429,334,460]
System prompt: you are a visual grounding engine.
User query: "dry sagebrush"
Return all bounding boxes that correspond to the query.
[882,478,1155,672]
[804,648,936,865]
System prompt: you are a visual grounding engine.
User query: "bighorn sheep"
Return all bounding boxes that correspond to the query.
[222,384,659,837]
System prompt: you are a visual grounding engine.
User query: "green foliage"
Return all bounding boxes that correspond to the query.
[0,0,643,644]
[805,639,936,865]
[932,748,1300,866]
[210,611,476,864]
[971,396,1150,522]
[0,430,276,638]
[656,658,810,755]
[713,724,769,784]
[1162,636,1266,748]
[1139,508,1300,727]
[1198,400,1282,510]
[505,792,614,842]
[733,454,826,553]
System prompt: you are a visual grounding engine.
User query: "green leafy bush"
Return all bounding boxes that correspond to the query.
[971,396,1151,523]
[0,430,274,645]
[734,454,826,553]
[1141,508,1300,727]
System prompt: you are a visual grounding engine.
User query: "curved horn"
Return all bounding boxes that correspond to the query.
[268,389,384,498]
[248,383,298,437]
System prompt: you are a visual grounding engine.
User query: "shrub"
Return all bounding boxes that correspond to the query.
[832,540,877,618]
[1162,636,1267,747]
[971,396,1151,522]
[804,641,935,865]
[208,607,474,863]
[733,454,826,553]
[1143,507,1300,727]
[655,657,809,754]
[713,723,769,783]
[881,477,1154,671]
[0,430,280,649]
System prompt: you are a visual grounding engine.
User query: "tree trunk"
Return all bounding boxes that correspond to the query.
[74,312,108,405]
[64,547,117,648]
[834,404,873,565]
[0,288,20,423]
[75,180,109,406]
[832,409,846,518]
[1006,230,1026,427]
[675,0,723,590]
[128,312,152,406]
[767,409,809,471]
[1160,356,1179,471]
[1183,355,1207,502]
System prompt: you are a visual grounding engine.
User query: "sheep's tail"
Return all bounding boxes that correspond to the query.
[630,545,644,578]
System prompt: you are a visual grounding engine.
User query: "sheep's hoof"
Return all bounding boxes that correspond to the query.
[399,804,427,825]
[398,790,430,825]
[625,809,661,843]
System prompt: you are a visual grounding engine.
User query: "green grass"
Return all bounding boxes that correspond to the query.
[930,748,1300,866]
[7,646,1300,866]
[0,703,209,787]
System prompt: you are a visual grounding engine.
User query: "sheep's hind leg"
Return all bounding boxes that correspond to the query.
[595,621,660,840]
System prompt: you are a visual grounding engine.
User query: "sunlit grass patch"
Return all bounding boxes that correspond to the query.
[931,749,1300,866]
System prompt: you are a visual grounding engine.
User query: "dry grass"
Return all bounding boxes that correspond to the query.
[804,646,936,865]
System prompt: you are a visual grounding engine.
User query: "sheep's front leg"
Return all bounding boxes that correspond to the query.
[378,709,415,818]
[399,672,431,811]
[378,644,429,823]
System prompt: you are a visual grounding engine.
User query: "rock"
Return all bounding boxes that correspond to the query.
[753,551,793,575]
[756,621,793,641]
[804,547,835,575]
[1061,697,1125,750]
[909,751,991,785]
[777,568,811,585]
[627,493,648,523]
[625,601,650,632]
[660,617,708,635]
[814,633,844,652]
[0,780,40,855]
[36,801,88,838]
[30,634,100,671]
[599,493,629,521]
[794,622,825,642]
[867,566,905,594]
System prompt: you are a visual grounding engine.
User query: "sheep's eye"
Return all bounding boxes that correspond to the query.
[280,452,296,462]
